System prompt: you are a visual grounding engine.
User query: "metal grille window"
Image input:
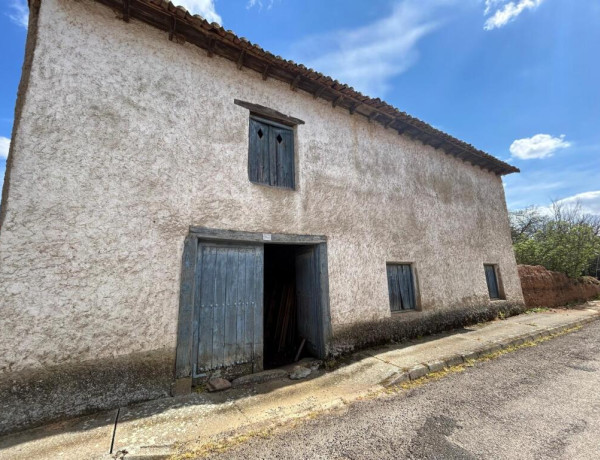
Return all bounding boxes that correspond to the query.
[387,264,417,312]
[248,116,294,189]
[484,264,501,299]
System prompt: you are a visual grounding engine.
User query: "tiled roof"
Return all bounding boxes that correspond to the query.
[95,0,519,176]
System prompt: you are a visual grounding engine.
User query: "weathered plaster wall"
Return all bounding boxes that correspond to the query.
[0,0,523,431]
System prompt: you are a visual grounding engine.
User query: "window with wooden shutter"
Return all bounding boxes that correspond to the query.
[484,264,502,299]
[386,264,417,312]
[248,116,295,189]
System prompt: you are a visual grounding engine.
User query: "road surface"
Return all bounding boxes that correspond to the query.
[209,321,600,459]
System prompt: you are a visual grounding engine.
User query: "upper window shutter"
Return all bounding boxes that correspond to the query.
[248,116,295,189]
[249,118,271,184]
[270,126,294,188]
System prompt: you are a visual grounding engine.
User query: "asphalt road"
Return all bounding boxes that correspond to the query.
[209,321,600,460]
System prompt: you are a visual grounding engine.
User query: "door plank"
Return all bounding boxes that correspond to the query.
[224,249,239,366]
[235,249,247,364]
[244,250,255,364]
[197,246,216,372]
[253,246,264,372]
[212,247,227,369]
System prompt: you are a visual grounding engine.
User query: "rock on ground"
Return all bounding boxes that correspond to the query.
[207,378,232,392]
[289,366,311,380]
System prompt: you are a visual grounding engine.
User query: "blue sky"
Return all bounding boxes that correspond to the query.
[1,0,599,214]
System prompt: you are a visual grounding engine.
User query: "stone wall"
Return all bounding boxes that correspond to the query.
[518,265,600,308]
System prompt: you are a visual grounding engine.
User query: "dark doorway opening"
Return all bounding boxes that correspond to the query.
[264,244,302,368]
[264,244,325,369]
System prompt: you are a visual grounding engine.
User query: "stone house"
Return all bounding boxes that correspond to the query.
[0,0,524,434]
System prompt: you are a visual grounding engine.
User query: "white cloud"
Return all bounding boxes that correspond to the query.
[556,191,600,216]
[247,0,275,9]
[509,134,571,160]
[175,0,222,24]
[289,0,449,97]
[484,0,503,15]
[0,137,10,160]
[484,0,544,30]
[7,0,28,28]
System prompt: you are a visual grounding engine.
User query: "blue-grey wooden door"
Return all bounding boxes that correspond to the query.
[295,246,325,358]
[194,243,264,375]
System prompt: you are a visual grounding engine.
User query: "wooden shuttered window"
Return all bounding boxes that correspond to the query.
[484,264,500,299]
[248,116,295,189]
[387,264,417,312]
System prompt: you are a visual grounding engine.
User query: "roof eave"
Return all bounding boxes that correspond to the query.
[93,0,520,176]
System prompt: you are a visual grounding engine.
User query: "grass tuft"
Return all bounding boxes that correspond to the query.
[525,307,550,314]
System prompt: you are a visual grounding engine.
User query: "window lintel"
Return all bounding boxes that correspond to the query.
[235,99,305,126]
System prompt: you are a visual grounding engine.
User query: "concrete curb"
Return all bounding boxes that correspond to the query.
[3,307,598,460]
[382,314,600,389]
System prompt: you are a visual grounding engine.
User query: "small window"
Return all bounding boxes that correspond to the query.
[387,264,417,312]
[484,264,501,299]
[248,116,294,189]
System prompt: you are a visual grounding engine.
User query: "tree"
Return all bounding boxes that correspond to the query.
[511,201,600,278]
[509,206,547,244]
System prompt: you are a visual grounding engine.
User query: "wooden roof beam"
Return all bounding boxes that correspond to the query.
[122,0,130,22]
[332,95,343,108]
[262,64,270,81]
[431,140,444,150]
[313,85,327,99]
[396,124,408,135]
[451,148,466,159]
[349,102,362,115]
[290,74,301,91]
[412,130,428,142]
[207,38,216,57]
[168,15,176,41]
[236,49,246,70]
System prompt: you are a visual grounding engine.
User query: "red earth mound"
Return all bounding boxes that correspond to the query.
[518,265,600,308]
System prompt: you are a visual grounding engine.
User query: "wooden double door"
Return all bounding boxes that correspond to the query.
[185,240,328,380]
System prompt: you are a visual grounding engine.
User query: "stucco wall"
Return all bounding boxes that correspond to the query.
[0,0,523,431]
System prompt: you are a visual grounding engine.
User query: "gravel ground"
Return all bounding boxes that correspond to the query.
[207,321,600,459]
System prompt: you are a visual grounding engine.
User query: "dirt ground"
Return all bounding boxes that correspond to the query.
[518,265,600,308]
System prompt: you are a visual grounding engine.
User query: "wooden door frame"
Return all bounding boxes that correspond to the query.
[174,227,331,393]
